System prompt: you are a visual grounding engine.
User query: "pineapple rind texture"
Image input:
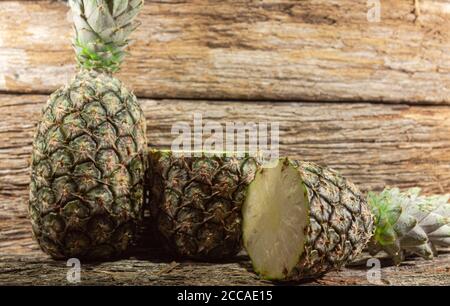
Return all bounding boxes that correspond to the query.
[69,0,144,73]
[367,187,450,264]
[244,158,374,280]
[147,150,258,259]
[29,70,147,260]
[288,160,374,280]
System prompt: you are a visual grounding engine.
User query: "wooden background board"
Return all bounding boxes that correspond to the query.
[1,0,450,103]
[0,0,450,285]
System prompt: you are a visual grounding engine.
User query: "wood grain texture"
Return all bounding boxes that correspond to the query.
[0,252,449,285]
[1,93,450,255]
[1,0,450,103]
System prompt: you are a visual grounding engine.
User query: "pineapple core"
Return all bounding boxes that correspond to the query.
[243,160,309,279]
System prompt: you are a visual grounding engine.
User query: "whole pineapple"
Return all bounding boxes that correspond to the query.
[242,158,374,280]
[367,188,450,264]
[29,0,147,260]
[147,150,258,259]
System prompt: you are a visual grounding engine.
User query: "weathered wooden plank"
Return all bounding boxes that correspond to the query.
[1,93,450,255]
[0,252,449,285]
[1,1,450,103]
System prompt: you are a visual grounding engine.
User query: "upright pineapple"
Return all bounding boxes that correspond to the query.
[242,158,374,280]
[147,150,258,259]
[367,188,450,264]
[29,0,147,260]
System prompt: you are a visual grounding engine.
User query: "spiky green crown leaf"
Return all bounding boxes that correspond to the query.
[368,188,408,246]
[69,0,144,73]
[367,188,450,264]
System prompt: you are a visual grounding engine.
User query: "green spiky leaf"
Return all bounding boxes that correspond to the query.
[69,0,144,73]
[367,188,450,264]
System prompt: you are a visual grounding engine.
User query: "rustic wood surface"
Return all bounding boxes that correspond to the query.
[1,93,449,258]
[1,0,450,286]
[1,0,450,103]
[0,252,449,285]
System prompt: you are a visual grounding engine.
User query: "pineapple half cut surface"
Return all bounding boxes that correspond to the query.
[242,159,309,279]
[243,158,374,280]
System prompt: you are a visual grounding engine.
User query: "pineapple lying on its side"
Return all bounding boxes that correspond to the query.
[145,151,449,280]
[242,158,374,280]
[242,158,450,280]
[147,150,258,259]
[29,0,147,260]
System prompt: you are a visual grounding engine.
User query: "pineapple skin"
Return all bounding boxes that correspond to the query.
[147,150,258,259]
[294,161,373,279]
[29,70,147,260]
[256,159,374,280]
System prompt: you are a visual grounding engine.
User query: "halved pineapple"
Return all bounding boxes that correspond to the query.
[243,158,374,280]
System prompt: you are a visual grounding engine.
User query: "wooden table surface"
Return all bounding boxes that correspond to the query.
[0,0,449,285]
[1,250,449,286]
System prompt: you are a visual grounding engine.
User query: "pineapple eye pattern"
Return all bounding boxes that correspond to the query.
[30,71,147,260]
[147,152,258,259]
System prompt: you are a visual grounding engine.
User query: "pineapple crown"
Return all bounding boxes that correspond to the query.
[367,187,450,263]
[368,188,409,246]
[69,0,144,73]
